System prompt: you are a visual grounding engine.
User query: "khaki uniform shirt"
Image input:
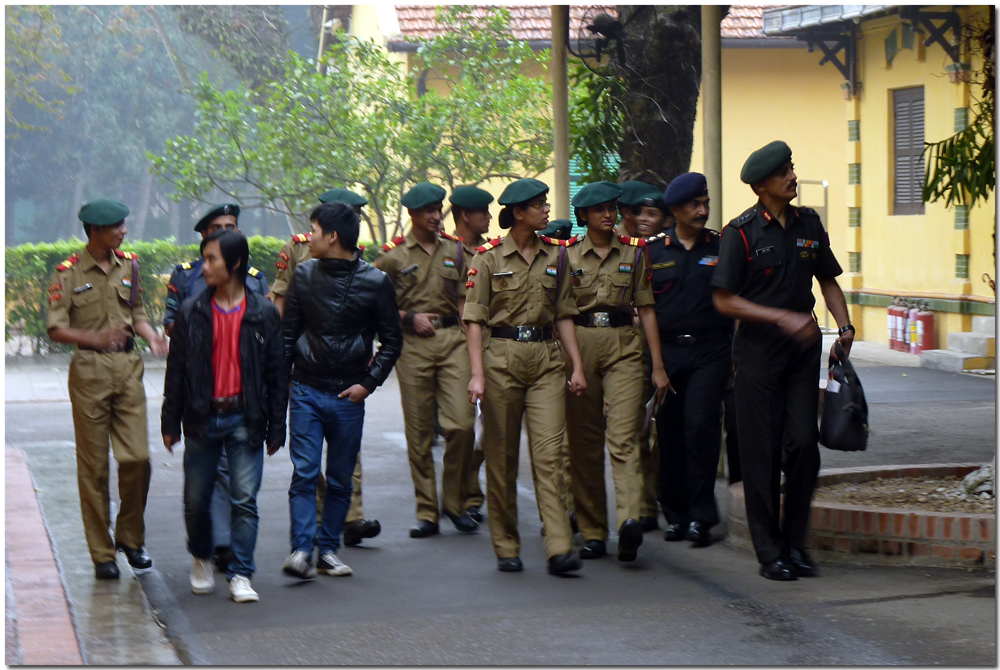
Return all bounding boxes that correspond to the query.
[463,235,579,327]
[567,234,654,313]
[271,234,311,298]
[376,231,466,315]
[47,247,149,335]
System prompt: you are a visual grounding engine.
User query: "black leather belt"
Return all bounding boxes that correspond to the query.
[574,311,633,328]
[491,326,553,342]
[430,314,461,329]
[79,336,135,353]
[211,396,244,412]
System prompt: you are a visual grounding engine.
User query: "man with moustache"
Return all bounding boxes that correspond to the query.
[712,142,853,581]
[647,173,732,547]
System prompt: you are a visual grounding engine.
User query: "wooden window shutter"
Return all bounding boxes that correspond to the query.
[893,87,925,215]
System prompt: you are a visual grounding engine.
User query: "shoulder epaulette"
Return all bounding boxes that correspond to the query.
[358,244,366,253]
[179,260,194,270]
[647,231,668,242]
[55,253,79,272]
[795,206,820,218]
[381,235,406,252]
[247,267,260,277]
[540,234,579,247]
[440,231,464,243]
[617,234,646,247]
[476,237,503,254]
[292,233,309,243]
[705,229,720,243]
[730,207,757,228]
[115,250,138,260]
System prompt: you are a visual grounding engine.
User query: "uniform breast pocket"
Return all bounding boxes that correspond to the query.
[750,251,783,276]
[571,270,595,291]
[491,274,520,292]
[539,274,558,291]
[71,288,101,308]
[652,267,678,293]
[439,266,460,282]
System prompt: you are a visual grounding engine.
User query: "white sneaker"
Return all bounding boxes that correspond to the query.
[316,551,353,576]
[190,557,215,594]
[282,550,317,579]
[229,575,259,603]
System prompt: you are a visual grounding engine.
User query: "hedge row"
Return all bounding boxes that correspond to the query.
[5,236,378,354]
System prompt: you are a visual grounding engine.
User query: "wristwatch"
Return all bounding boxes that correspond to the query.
[838,324,856,337]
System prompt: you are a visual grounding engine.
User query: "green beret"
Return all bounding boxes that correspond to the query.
[617,180,661,207]
[318,187,368,206]
[497,178,549,205]
[541,218,573,239]
[401,182,446,210]
[571,181,623,209]
[78,198,129,227]
[740,140,792,184]
[449,185,494,210]
[195,203,240,233]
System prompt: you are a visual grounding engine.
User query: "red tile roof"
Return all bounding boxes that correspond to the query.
[720,5,772,39]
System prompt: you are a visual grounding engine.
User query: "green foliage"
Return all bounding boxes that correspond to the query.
[149,7,552,243]
[568,60,625,183]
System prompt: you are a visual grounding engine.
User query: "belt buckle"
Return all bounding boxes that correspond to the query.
[430,317,442,329]
[516,327,533,342]
[592,312,611,327]
[677,334,696,346]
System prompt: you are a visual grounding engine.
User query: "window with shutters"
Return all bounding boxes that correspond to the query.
[892,87,925,215]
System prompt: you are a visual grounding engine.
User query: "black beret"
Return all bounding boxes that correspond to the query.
[449,185,494,210]
[195,203,240,233]
[663,172,709,207]
[740,140,792,184]
[572,181,623,209]
[318,187,368,206]
[617,180,661,206]
[498,178,549,205]
[401,182,446,209]
[78,198,129,227]
[541,218,573,239]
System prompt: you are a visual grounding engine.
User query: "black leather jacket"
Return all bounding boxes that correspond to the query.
[161,288,288,447]
[283,256,403,395]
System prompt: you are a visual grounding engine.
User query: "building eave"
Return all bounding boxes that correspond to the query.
[762,5,896,35]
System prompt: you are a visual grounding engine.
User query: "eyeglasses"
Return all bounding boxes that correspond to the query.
[527,201,551,210]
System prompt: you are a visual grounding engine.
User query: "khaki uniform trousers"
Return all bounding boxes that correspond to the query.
[316,457,366,523]
[482,338,574,560]
[396,326,475,522]
[565,325,644,542]
[639,349,660,518]
[68,350,151,564]
[462,445,485,510]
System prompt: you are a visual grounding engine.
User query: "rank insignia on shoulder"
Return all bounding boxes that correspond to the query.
[381,235,406,252]
[279,250,290,261]
[465,280,475,288]
[292,233,309,243]
[440,231,463,242]
[651,261,675,270]
[617,234,646,247]
[545,265,558,276]
[56,253,80,272]
[647,231,668,242]
[444,258,456,268]
[467,267,478,276]
[732,209,756,227]
[540,234,578,247]
[618,263,632,273]
[698,256,718,266]
[275,261,288,271]
[476,237,503,253]
[180,261,193,270]
[114,250,138,260]
[248,267,260,277]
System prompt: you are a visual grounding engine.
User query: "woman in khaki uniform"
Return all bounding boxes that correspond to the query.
[564,182,670,563]
[464,178,587,575]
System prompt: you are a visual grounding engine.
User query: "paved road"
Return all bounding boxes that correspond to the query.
[4,350,996,665]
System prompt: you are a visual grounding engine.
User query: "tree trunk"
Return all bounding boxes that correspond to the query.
[616,6,702,190]
[69,172,86,239]
[132,167,155,240]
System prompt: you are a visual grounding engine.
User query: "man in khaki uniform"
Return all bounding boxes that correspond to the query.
[449,185,494,523]
[271,187,380,547]
[376,182,477,537]
[47,198,168,579]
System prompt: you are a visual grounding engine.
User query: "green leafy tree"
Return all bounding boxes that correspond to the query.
[149,6,553,243]
[568,60,626,183]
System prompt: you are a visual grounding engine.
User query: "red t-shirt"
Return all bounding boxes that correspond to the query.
[212,296,245,399]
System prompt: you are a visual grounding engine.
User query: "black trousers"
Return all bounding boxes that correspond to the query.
[733,325,821,564]
[724,368,741,484]
[656,334,731,527]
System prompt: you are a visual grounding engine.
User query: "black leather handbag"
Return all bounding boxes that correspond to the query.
[819,342,869,451]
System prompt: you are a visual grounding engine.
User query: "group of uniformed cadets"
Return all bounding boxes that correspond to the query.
[50,138,853,583]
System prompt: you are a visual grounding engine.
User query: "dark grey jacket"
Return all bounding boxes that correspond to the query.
[283,256,402,395]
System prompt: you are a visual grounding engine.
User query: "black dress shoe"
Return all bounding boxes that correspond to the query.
[639,516,660,532]
[686,521,712,547]
[117,544,152,569]
[788,548,818,577]
[214,545,235,572]
[466,506,484,523]
[409,520,440,538]
[579,539,606,559]
[759,558,797,581]
[497,557,523,572]
[547,550,583,575]
[617,519,643,561]
[663,523,687,541]
[343,519,381,546]
[445,511,478,533]
[94,561,120,580]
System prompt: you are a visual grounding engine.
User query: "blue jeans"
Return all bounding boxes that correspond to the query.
[183,411,263,579]
[288,381,365,555]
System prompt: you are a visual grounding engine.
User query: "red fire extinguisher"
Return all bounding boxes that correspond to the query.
[888,298,906,351]
[908,302,920,354]
[915,301,936,354]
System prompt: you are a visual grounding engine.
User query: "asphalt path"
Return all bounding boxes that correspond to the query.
[5,363,996,665]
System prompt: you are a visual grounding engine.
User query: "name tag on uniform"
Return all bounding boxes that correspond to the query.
[618,263,632,273]
[493,271,513,278]
[755,246,775,257]
[651,261,675,269]
[73,283,93,294]
[401,263,419,275]
[797,238,819,248]
[545,266,558,276]
[698,256,718,266]
[443,258,456,268]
